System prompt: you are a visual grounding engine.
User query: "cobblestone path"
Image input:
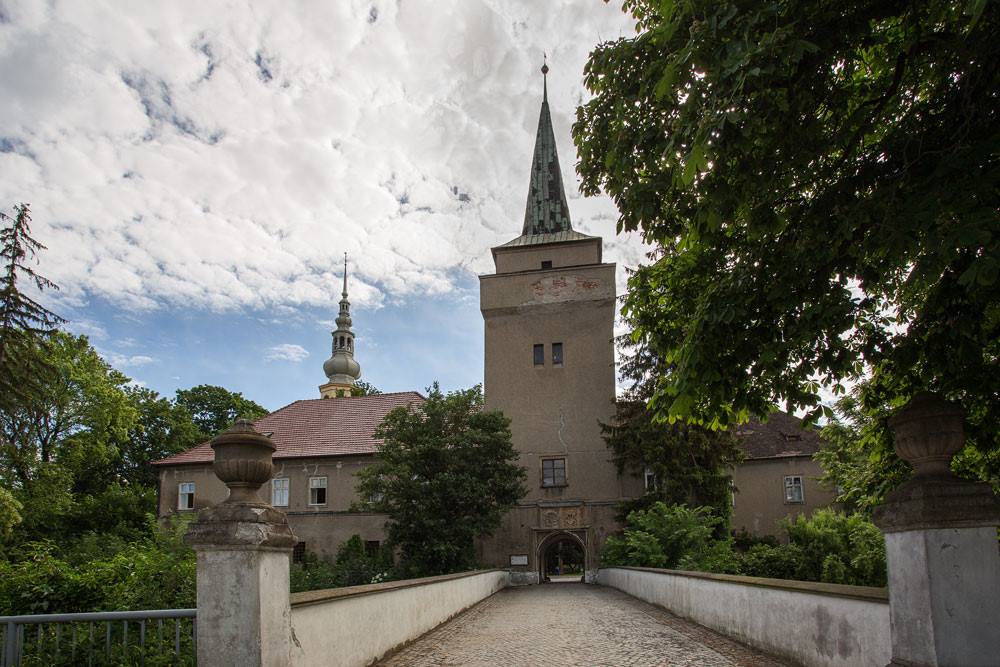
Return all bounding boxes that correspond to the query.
[378,583,792,666]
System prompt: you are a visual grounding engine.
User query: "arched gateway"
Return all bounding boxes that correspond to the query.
[536,530,586,582]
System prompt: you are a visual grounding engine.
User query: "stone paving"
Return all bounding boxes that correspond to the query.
[378,583,792,667]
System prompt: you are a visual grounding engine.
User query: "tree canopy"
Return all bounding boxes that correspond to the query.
[356,384,526,577]
[602,332,742,521]
[574,1,999,435]
[174,384,268,438]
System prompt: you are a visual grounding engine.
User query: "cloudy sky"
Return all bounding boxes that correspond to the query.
[0,0,648,410]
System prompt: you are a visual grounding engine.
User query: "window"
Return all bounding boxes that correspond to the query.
[178,482,195,510]
[292,542,306,564]
[309,477,328,505]
[542,458,567,487]
[364,540,381,558]
[784,475,804,504]
[533,344,544,366]
[272,478,289,507]
[541,260,552,269]
[552,342,563,366]
[643,467,657,492]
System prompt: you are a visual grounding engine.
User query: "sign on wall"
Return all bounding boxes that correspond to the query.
[509,554,528,566]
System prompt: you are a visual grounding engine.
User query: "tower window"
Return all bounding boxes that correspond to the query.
[541,260,552,269]
[339,336,345,348]
[542,458,567,487]
[533,344,544,366]
[552,342,563,366]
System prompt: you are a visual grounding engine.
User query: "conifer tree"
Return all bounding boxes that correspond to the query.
[0,203,64,414]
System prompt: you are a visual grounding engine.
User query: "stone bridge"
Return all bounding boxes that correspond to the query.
[377,582,788,667]
[186,394,999,667]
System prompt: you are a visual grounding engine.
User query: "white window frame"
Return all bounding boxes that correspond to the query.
[309,476,328,506]
[784,475,804,504]
[178,482,195,510]
[272,478,289,507]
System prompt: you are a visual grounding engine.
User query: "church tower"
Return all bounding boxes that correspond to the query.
[478,64,641,583]
[320,254,362,398]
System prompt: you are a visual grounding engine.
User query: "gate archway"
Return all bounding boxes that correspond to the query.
[536,530,587,582]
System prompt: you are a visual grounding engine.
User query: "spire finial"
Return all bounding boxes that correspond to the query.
[541,53,549,102]
[342,252,348,298]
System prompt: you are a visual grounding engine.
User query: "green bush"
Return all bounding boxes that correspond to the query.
[290,535,396,593]
[601,502,725,569]
[0,520,196,615]
[603,504,887,587]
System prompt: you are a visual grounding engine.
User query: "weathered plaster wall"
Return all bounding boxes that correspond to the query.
[598,567,890,667]
[158,456,388,558]
[731,456,838,537]
[289,569,509,667]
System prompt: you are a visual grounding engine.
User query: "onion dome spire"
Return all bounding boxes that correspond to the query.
[320,253,361,397]
[522,57,572,236]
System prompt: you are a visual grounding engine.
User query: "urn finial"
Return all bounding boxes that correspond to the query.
[210,419,276,503]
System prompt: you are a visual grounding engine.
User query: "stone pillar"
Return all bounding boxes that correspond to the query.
[185,420,296,667]
[873,393,1000,666]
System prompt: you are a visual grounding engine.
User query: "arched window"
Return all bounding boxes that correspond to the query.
[339,336,345,348]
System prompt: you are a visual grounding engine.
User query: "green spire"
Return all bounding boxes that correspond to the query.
[522,59,572,236]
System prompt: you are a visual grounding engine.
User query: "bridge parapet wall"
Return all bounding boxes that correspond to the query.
[289,569,509,667]
[598,566,889,667]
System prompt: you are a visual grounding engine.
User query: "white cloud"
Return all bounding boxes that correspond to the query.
[0,1,647,315]
[105,352,157,369]
[266,343,309,363]
[64,319,108,341]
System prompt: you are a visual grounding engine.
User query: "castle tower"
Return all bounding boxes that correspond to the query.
[320,254,362,398]
[478,63,641,583]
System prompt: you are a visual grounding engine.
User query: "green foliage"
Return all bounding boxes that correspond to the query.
[781,509,886,586]
[353,380,382,396]
[0,485,22,536]
[603,504,886,587]
[118,386,202,487]
[602,502,724,569]
[0,203,64,416]
[574,1,1000,438]
[174,384,268,438]
[0,520,196,615]
[289,536,395,593]
[356,383,526,577]
[603,331,742,523]
[818,388,1000,513]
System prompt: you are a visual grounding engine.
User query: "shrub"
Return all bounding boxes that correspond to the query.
[601,502,724,569]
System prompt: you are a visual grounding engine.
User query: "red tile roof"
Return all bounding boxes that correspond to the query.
[152,391,425,466]
[735,411,825,460]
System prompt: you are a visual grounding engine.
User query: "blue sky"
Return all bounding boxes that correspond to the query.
[0,1,649,410]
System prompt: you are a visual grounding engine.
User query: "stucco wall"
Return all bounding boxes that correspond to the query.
[157,456,388,558]
[731,456,838,537]
[598,566,890,667]
[289,569,509,667]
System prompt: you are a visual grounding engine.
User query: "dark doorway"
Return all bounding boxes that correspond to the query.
[541,536,584,583]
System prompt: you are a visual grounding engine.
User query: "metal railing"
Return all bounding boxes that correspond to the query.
[0,609,196,667]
